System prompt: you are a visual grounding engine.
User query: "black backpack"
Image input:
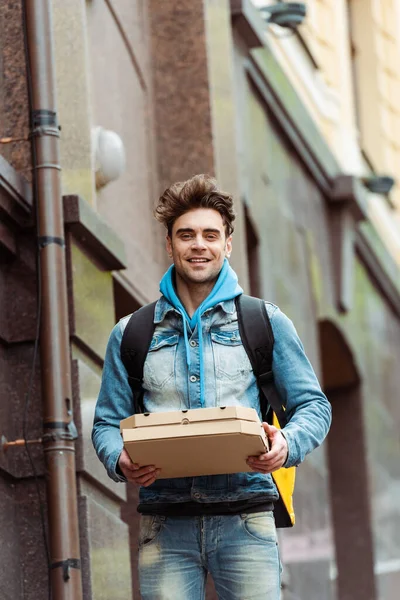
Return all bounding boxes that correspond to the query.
[120,294,294,527]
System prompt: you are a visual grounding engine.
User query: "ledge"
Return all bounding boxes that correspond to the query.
[330,175,368,222]
[0,222,17,262]
[248,53,339,190]
[230,0,266,48]
[0,159,127,271]
[0,155,32,228]
[63,195,127,272]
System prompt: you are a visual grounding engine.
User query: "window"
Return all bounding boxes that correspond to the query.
[244,205,262,298]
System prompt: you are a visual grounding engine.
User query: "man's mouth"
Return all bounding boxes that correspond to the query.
[187,258,210,263]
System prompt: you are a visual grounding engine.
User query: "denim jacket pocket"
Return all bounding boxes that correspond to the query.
[144,333,179,390]
[211,329,252,381]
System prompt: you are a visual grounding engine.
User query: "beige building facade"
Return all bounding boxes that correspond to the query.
[253,0,400,262]
[1,1,400,599]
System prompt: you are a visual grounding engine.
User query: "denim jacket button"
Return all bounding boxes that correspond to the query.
[193,492,201,499]
[190,340,197,347]
[190,375,197,382]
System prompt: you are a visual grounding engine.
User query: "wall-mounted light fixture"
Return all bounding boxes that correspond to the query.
[92,126,126,190]
[259,2,307,29]
[362,175,395,195]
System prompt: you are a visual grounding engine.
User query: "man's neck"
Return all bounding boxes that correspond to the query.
[175,277,215,318]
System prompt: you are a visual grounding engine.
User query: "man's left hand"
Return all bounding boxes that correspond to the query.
[246,422,288,474]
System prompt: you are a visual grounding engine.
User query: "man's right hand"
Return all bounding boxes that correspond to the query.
[118,448,160,487]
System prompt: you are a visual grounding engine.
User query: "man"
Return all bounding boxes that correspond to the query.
[92,174,331,600]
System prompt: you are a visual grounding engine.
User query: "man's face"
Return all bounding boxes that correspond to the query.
[166,208,232,287]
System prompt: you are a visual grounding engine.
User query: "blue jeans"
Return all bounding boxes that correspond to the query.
[138,511,282,599]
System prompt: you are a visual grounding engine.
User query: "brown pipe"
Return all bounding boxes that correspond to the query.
[23,1,83,598]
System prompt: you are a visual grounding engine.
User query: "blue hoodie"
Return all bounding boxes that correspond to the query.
[159,258,243,405]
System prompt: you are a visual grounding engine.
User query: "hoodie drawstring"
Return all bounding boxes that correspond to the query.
[178,310,205,406]
[197,312,205,406]
[179,309,192,369]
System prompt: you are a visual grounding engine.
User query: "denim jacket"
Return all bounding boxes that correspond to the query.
[92,297,331,505]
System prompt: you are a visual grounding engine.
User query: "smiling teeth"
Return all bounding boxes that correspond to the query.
[189,259,208,262]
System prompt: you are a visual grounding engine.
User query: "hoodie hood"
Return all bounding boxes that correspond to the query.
[159,258,242,329]
[159,258,243,405]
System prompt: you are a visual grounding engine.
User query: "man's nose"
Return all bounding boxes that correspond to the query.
[191,235,207,250]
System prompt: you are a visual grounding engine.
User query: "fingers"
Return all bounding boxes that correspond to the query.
[262,422,278,436]
[247,450,285,472]
[118,450,161,486]
[125,465,161,485]
[129,468,161,487]
[140,470,161,487]
[247,455,285,473]
[118,448,138,473]
[247,427,288,473]
[257,445,281,463]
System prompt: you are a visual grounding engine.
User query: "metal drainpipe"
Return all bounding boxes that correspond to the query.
[23,1,83,598]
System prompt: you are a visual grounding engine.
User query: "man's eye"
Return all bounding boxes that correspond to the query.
[181,234,192,240]
[206,235,217,240]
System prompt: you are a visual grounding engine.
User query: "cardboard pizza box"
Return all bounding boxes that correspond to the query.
[120,406,268,479]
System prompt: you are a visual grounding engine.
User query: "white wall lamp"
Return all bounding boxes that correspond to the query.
[92,126,126,190]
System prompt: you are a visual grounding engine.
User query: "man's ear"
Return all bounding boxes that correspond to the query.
[166,235,173,259]
[225,235,232,258]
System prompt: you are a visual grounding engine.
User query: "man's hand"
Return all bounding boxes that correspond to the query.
[246,422,288,474]
[118,448,161,487]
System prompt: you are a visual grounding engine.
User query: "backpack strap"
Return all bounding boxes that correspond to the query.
[120,301,157,414]
[235,295,287,427]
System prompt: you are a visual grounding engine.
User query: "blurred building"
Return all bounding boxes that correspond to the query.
[1,1,400,599]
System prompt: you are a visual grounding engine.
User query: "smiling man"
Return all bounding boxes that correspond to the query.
[92,174,331,600]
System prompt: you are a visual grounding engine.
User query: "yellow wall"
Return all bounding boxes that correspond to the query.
[258,0,400,263]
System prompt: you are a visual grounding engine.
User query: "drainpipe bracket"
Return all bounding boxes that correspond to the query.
[43,420,78,442]
[31,109,58,128]
[30,110,60,140]
[38,235,65,249]
[50,558,81,582]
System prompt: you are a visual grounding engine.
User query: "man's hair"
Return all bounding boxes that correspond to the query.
[154,174,236,237]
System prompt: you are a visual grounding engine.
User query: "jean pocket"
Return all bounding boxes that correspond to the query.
[138,515,165,548]
[241,511,277,544]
